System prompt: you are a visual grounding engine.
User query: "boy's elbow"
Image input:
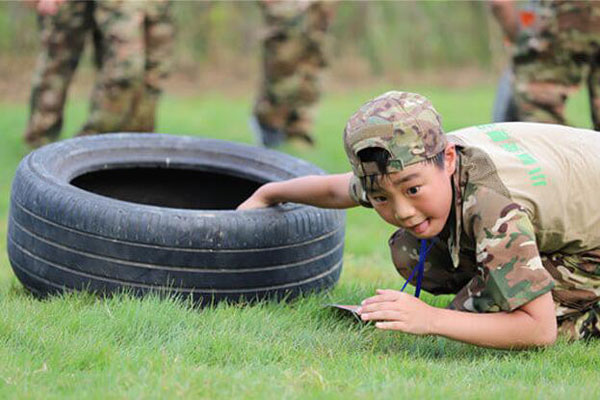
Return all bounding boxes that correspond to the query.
[537,326,557,347]
[531,320,557,347]
[514,325,556,349]
[518,292,557,347]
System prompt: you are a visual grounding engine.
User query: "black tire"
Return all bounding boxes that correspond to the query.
[7,133,346,305]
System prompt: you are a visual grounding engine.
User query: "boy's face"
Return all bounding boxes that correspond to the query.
[366,145,456,239]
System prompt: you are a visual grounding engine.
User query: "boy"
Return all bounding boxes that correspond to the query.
[238,91,600,349]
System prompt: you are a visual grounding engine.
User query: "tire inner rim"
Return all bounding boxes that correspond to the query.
[70,167,263,210]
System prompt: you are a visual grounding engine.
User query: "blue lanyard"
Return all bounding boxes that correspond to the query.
[399,239,434,298]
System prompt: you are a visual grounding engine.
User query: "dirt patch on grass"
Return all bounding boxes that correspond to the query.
[0,55,499,104]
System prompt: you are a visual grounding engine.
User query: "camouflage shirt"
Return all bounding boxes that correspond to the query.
[444,134,553,312]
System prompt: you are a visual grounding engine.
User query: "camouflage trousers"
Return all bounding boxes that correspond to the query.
[512,3,600,130]
[24,0,174,148]
[513,45,600,130]
[542,252,600,340]
[390,230,600,341]
[253,0,336,145]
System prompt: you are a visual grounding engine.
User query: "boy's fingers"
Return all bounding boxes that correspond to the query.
[237,198,268,210]
[361,290,404,305]
[375,321,403,330]
[358,300,397,314]
[361,310,403,322]
[375,289,405,299]
[360,294,395,306]
[376,289,399,295]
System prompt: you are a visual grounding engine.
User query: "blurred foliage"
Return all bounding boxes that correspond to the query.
[0,2,38,53]
[0,1,504,73]
[330,1,503,73]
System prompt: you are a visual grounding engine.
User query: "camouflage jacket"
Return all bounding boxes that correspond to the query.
[446,123,600,312]
[444,146,555,312]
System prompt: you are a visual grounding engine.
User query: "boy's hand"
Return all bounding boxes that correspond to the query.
[237,193,272,210]
[237,186,275,210]
[357,289,435,335]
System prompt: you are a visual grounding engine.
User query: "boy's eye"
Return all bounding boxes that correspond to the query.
[371,195,387,203]
[407,186,420,196]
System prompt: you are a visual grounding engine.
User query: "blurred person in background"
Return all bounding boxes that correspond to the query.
[251,0,336,148]
[491,0,600,130]
[23,0,174,148]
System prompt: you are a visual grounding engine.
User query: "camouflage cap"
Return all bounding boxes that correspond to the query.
[343,91,447,177]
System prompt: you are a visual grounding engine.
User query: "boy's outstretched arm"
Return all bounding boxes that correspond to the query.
[358,290,556,349]
[237,172,358,210]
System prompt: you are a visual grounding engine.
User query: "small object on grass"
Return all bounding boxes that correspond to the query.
[325,304,363,322]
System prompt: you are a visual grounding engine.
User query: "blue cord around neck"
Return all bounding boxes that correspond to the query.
[399,239,433,298]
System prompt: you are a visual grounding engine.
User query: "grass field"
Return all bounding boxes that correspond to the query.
[1,85,599,399]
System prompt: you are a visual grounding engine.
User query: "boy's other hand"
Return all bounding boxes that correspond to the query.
[237,195,271,210]
[237,186,274,210]
[357,289,435,335]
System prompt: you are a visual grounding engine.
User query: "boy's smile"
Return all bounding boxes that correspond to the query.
[366,145,456,238]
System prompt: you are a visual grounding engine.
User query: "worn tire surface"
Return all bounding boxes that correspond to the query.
[7,134,345,305]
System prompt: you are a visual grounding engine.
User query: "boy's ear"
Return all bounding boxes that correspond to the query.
[444,143,457,176]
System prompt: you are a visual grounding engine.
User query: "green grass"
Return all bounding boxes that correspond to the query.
[1,85,599,399]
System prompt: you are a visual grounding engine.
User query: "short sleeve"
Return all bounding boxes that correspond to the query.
[449,185,555,312]
[348,175,372,208]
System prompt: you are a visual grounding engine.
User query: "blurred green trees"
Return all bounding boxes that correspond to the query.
[0,1,504,74]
